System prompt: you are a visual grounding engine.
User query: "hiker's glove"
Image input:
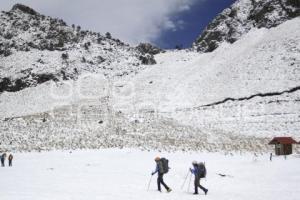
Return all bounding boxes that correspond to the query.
[151,172,155,176]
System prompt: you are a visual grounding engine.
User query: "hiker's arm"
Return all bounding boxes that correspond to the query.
[190,168,196,174]
[152,165,159,175]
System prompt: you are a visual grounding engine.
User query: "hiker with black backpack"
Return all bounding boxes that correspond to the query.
[8,154,13,167]
[1,153,7,167]
[190,161,208,195]
[151,157,172,193]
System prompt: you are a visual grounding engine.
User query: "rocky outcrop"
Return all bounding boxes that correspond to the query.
[193,0,300,52]
[11,4,39,16]
[139,54,156,65]
[135,43,163,65]
[136,43,165,55]
[0,73,59,93]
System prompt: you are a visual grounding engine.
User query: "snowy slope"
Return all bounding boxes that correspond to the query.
[127,18,300,110]
[1,149,300,200]
[1,18,299,152]
[124,17,300,136]
[4,15,299,118]
[1,4,300,152]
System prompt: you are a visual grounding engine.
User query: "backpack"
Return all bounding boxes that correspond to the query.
[197,163,206,178]
[159,158,169,174]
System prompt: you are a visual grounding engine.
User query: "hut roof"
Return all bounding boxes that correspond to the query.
[269,137,298,145]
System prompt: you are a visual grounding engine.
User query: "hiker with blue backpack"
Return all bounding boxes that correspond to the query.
[190,161,208,195]
[151,157,172,193]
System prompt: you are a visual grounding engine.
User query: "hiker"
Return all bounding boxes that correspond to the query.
[190,161,208,195]
[151,157,172,192]
[1,153,7,167]
[8,154,13,167]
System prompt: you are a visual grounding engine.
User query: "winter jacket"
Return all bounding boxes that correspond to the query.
[191,165,204,177]
[152,161,164,175]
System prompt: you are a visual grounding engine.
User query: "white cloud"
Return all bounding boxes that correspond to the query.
[0,0,199,45]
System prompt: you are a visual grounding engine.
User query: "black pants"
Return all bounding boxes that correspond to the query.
[157,173,169,191]
[9,160,12,167]
[194,176,207,194]
[1,158,4,167]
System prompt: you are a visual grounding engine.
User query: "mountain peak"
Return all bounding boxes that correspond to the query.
[193,0,300,53]
[11,3,39,15]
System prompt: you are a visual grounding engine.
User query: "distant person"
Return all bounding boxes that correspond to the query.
[151,157,172,193]
[8,154,13,167]
[270,153,273,161]
[1,153,7,167]
[190,161,208,195]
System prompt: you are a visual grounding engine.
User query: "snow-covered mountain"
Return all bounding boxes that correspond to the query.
[0,3,299,153]
[193,0,300,52]
[0,4,158,93]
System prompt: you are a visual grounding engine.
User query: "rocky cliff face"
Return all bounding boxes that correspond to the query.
[0,4,156,93]
[193,0,300,52]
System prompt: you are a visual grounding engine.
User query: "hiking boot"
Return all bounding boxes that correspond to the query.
[167,188,172,193]
[204,189,208,195]
[193,192,199,195]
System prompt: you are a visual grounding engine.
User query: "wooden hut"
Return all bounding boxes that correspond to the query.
[269,137,298,155]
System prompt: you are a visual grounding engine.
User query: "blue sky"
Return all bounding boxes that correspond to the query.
[0,0,236,49]
[156,0,236,49]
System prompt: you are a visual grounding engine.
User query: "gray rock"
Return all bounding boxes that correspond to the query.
[136,43,165,55]
[11,4,39,16]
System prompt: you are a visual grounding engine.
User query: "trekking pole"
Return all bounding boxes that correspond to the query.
[181,170,190,189]
[204,162,207,182]
[147,175,153,191]
[187,172,192,193]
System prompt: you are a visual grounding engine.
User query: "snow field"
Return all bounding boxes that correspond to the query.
[1,149,300,200]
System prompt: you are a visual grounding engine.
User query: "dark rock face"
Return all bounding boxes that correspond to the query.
[193,0,300,53]
[11,4,39,16]
[248,0,299,28]
[136,43,161,65]
[139,54,157,65]
[0,43,12,57]
[136,43,165,55]
[0,73,59,93]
